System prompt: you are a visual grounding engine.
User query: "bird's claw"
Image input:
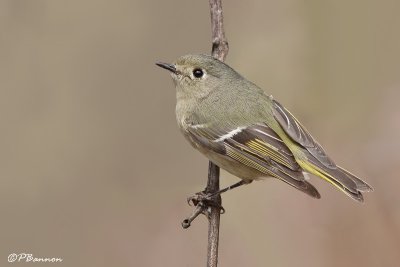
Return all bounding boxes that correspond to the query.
[187,191,209,206]
[182,190,225,228]
[187,191,225,214]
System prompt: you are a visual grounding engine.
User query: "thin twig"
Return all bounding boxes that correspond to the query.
[180,1,229,266]
[206,1,229,267]
[205,162,221,267]
[181,204,205,229]
[209,0,229,61]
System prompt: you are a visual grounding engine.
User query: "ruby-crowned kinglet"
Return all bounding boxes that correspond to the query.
[156,54,372,202]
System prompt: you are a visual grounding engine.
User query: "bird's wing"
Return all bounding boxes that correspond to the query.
[272,99,336,168]
[187,122,320,199]
[271,99,372,201]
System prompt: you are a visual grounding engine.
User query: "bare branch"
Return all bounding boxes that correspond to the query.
[205,162,221,267]
[209,0,229,61]
[180,1,229,266]
[206,1,229,267]
[181,204,204,229]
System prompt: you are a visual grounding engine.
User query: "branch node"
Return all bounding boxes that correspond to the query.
[182,204,204,229]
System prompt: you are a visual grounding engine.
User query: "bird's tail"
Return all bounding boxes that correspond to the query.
[298,159,373,202]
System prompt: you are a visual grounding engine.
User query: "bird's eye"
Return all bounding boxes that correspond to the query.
[193,68,204,78]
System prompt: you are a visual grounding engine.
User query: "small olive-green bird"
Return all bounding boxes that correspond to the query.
[156,54,372,202]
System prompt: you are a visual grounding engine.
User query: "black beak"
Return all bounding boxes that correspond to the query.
[156,62,177,74]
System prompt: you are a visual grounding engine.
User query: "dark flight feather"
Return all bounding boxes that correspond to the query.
[187,123,321,199]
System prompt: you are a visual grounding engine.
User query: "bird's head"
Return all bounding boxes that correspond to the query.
[156,54,240,99]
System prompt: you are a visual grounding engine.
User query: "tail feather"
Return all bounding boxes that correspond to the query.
[342,187,364,202]
[298,158,371,202]
[338,166,373,192]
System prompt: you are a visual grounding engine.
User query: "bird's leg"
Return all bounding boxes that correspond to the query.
[208,179,252,198]
[187,179,252,206]
[182,180,252,228]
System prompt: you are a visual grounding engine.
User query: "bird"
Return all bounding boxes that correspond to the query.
[156,54,372,202]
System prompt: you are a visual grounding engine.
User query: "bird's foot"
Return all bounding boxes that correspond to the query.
[187,191,225,213]
[187,191,209,206]
[181,190,224,229]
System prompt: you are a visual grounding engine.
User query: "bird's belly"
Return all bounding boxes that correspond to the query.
[199,148,267,181]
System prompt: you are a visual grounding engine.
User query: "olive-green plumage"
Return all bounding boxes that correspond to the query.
[156,54,372,202]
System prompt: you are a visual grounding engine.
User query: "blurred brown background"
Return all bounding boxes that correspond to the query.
[1,0,399,266]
